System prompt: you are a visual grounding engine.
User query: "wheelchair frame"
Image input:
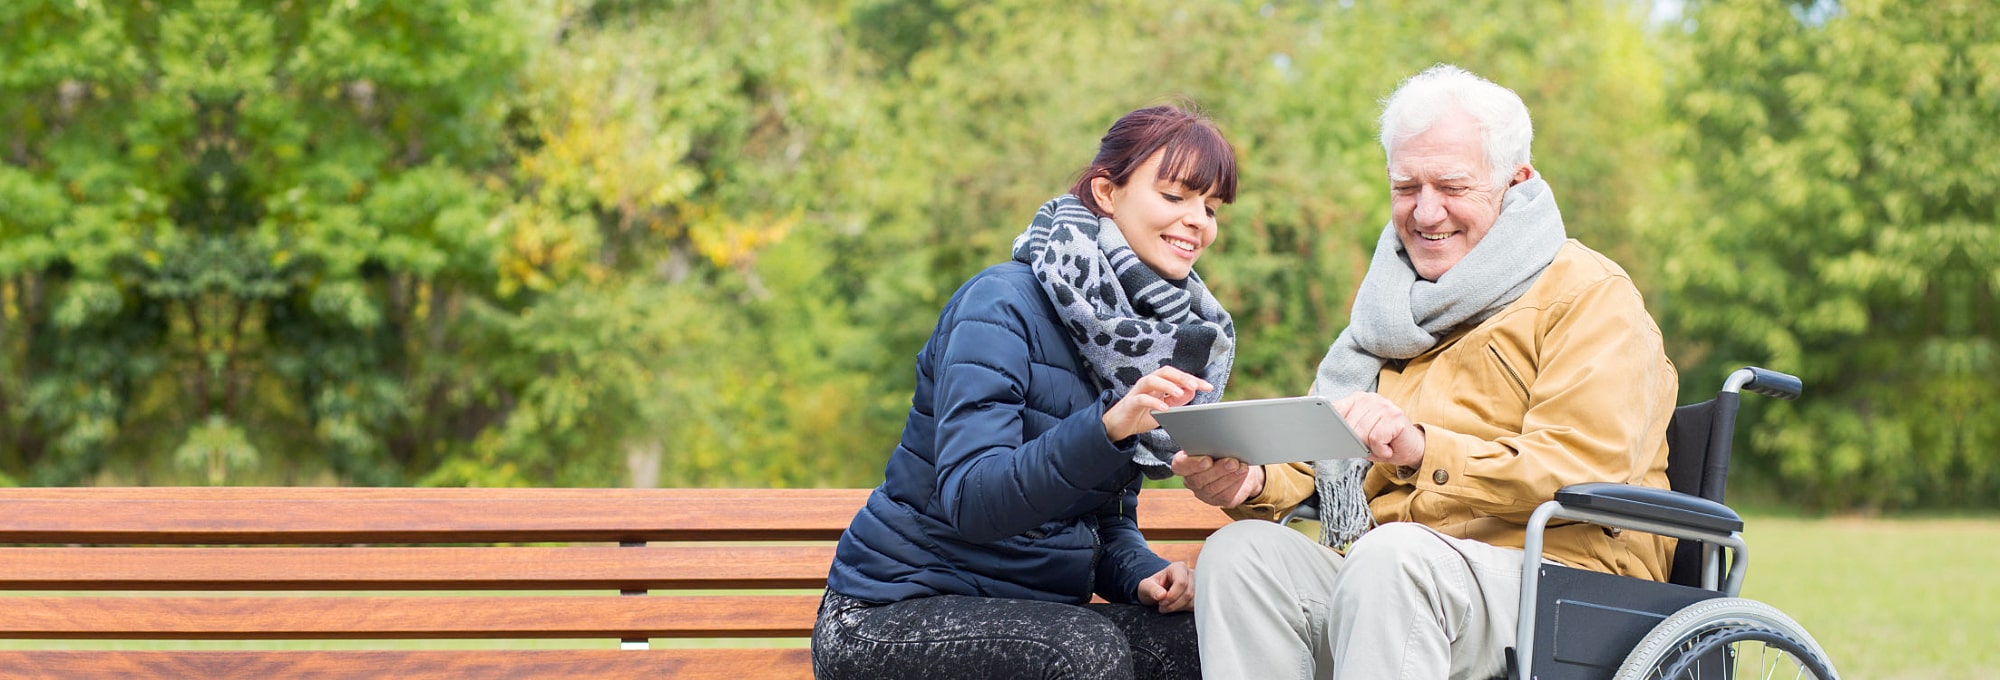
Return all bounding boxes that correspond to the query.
[1507,367,1831,680]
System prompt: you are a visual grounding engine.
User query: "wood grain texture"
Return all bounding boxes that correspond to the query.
[0,649,812,680]
[1135,489,1235,540]
[0,486,1226,677]
[0,542,1201,590]
[0,488,1227,543]
[0,596,822,639]
[0,546,837,590]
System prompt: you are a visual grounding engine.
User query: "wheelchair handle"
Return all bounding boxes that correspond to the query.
[1723,366,1801,401]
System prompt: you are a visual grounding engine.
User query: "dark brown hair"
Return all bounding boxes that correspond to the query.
[1068,105,1238,217]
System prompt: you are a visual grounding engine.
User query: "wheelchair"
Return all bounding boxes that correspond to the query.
[1284,366,1837,678]
[1506,366,1838,679]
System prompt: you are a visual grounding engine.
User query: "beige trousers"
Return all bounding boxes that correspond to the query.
[1193,521,1525,680]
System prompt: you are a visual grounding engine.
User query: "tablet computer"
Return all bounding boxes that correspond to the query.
[1152,396,1371,465]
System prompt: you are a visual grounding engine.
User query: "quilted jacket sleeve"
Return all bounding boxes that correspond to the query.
[1094,480,1170,603]
[930,275,1137,544]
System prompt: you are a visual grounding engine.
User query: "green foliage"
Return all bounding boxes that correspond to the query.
[1648,0,1998,509]
[0,0,1983,508]
[482,0,889,488]
[3,0,532,485]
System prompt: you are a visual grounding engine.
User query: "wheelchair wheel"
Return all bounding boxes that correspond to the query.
[1613,598,1838,680]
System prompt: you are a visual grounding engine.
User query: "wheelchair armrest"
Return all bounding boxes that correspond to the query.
[1516,485,1752,679]
[1552,482,1742,534]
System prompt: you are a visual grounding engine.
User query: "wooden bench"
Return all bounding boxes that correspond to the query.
[0,487,1229,679]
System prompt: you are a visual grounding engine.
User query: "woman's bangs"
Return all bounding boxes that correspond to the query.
[1154,128,1238,203]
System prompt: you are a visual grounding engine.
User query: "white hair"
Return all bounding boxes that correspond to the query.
[1378,64,1534,188]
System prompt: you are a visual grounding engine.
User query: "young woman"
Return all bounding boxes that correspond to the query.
[812,105,1238,680]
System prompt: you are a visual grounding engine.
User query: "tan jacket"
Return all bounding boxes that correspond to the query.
[1236,241,1678,580]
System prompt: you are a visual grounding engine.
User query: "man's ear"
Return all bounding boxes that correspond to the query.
[1509,164,1534,186]
[1090,174,1119,217]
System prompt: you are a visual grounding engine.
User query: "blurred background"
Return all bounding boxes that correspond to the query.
[3,2,1997,675]
[0,0,1992,512]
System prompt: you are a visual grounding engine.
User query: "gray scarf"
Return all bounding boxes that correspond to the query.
[1310,175,1568,548]
[1013,194,1236,478]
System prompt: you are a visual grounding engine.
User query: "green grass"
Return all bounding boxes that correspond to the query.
[1736,514,2000,680]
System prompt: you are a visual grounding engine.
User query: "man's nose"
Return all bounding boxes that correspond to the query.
[1413,188,1447,225]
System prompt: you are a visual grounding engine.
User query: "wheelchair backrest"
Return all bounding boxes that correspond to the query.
[1661,391,1742,587]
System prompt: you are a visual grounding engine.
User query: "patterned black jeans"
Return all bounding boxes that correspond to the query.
[812,590,1200,680]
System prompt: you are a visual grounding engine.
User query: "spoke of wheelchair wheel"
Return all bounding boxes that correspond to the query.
[1680,636,1696,680]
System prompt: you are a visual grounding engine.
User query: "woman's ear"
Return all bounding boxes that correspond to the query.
[1090,174,1119,217]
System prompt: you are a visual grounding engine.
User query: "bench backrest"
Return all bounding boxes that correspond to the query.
[0,487,1228,679]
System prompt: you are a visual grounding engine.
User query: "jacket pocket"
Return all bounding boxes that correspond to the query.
[1486,343,1531,404]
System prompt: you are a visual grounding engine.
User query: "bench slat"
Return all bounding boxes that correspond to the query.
[0,596,822,639]
[0,546,834,590]
[0,486,1224,679]
[0,498,843,544]
[0,543,1202,590]
[1135,490,1237,540]
[0,488,840,499]
[0,488,1226,543]
[0,649,811,680]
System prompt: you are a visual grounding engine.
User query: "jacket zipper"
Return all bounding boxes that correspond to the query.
[1488,345,1530,401]
[1083,513,1101,604]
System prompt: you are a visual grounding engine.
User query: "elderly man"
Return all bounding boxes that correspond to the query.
[1169,65,1678,679]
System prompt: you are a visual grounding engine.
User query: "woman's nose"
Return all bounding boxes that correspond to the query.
[1184,205,1213,229]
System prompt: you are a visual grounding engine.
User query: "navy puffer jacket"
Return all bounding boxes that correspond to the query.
[826,261,1168,605]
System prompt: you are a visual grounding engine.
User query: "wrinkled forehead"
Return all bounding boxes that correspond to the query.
[1386,116,1489,181]
[1388,169,1475,183]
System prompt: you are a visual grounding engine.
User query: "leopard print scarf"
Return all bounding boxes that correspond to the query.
[1012,194,1235,477]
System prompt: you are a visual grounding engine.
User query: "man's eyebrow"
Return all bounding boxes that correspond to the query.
[1438,172,1470,182]
[1388,172,1413,182]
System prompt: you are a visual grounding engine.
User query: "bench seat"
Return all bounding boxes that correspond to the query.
[0,487,1227,679]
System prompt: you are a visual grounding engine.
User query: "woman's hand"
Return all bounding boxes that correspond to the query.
[1136,561,1194,613]
[1102,366,1213,442]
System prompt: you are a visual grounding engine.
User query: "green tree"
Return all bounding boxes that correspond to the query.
[1,0,884,487]
[2,0,530,484]
[12,0,1980,507]
[459,0,889,488]
[1648,0,1998,509]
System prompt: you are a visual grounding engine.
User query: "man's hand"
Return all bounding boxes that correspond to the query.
[1102,367,1214,442]
[1332,392,1426,468]
[1171,451,1264,508]
[1135,561,1194,613]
